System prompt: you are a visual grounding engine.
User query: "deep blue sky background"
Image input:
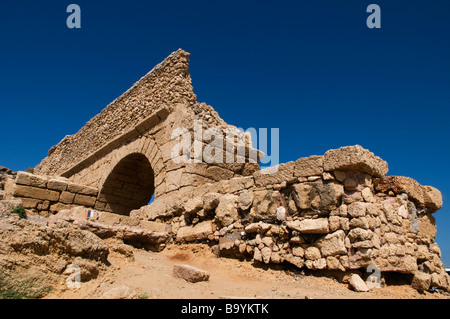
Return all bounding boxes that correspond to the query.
[1,1,450,266]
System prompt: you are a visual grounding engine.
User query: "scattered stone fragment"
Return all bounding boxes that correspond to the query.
[172,264,210,283]
[348,274,369,292]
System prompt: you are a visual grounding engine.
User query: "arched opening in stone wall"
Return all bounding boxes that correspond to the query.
[98,153,155,216]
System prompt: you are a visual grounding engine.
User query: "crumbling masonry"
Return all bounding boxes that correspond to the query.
[2,49,448,293]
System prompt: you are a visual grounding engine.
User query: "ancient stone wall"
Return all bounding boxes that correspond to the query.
[124,145,449,292]
[5,171,99,216]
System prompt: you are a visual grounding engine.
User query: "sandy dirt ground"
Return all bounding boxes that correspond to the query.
[45,243,448,300]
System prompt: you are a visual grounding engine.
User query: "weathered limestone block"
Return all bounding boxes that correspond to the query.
[376,176,442,212]
[47,179,68,191]
[329,216,340,232]
[131,197,182,221]
[214,194,238,227]
[253,247,262,262]
[294,155,323,177]
[348,274,369,292]
[292,183,315,210]
[253,161,295,187]
[13,184,60,201]
[431,272,450,291]
[315,230,347,257]
[222,176,254,194]
[176,220,213,242]
[347,228,373,242]
[323,145,388,177]
[139,220,168,232]
[292,246,304,258]
[261,247,272,264]
[202,192,221,211]
[20,198,42,209]
[349,217,369,229]
[292,180,343,211]
[237,190,253,211]
[249,190,281,221]
[73,194,96,207]
[286,255,304,268]
[67,183,98,196]
[361,187,373,202]
[347,202,367,217]
[411,271,431,293]
[60,191,76,204]
[165,168,183,192]
[15,171,47,188]
[304,246,321,260]
[172,264,210,283]
[417,214,437,243]
[286,218,329,234]
[244,221,272,234]
[97,211,122,224]
[423,186,443,212]
[184,197,203,214]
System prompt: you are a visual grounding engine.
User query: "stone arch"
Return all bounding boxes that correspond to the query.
[97,136,166,216]
[99,153,154,215]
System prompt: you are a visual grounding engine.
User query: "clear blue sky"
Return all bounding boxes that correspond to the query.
[1,1,450,266]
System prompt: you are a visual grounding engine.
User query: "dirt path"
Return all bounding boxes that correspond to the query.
[46,243,446,299]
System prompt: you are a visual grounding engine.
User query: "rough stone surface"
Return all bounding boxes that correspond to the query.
[348,274,369,292]
[0,200,23,217]
[253,162,295,187]
[0,215,109,281]
[324,145,388,177]
[294,156,323,177]
[411,271,431,293]
[176,221,213,242]
[172,264,210,283]
[316,230,347,257]
[101,285,137,299]
[215,194,238,227]
[286,218,329,234]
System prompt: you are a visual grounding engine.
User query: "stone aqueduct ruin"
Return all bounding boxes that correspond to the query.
[3,49,449,292]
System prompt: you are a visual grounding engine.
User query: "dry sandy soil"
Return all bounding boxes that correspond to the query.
[45,243,448,299]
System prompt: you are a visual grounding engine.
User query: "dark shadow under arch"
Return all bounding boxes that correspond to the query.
[99,153,155,216]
